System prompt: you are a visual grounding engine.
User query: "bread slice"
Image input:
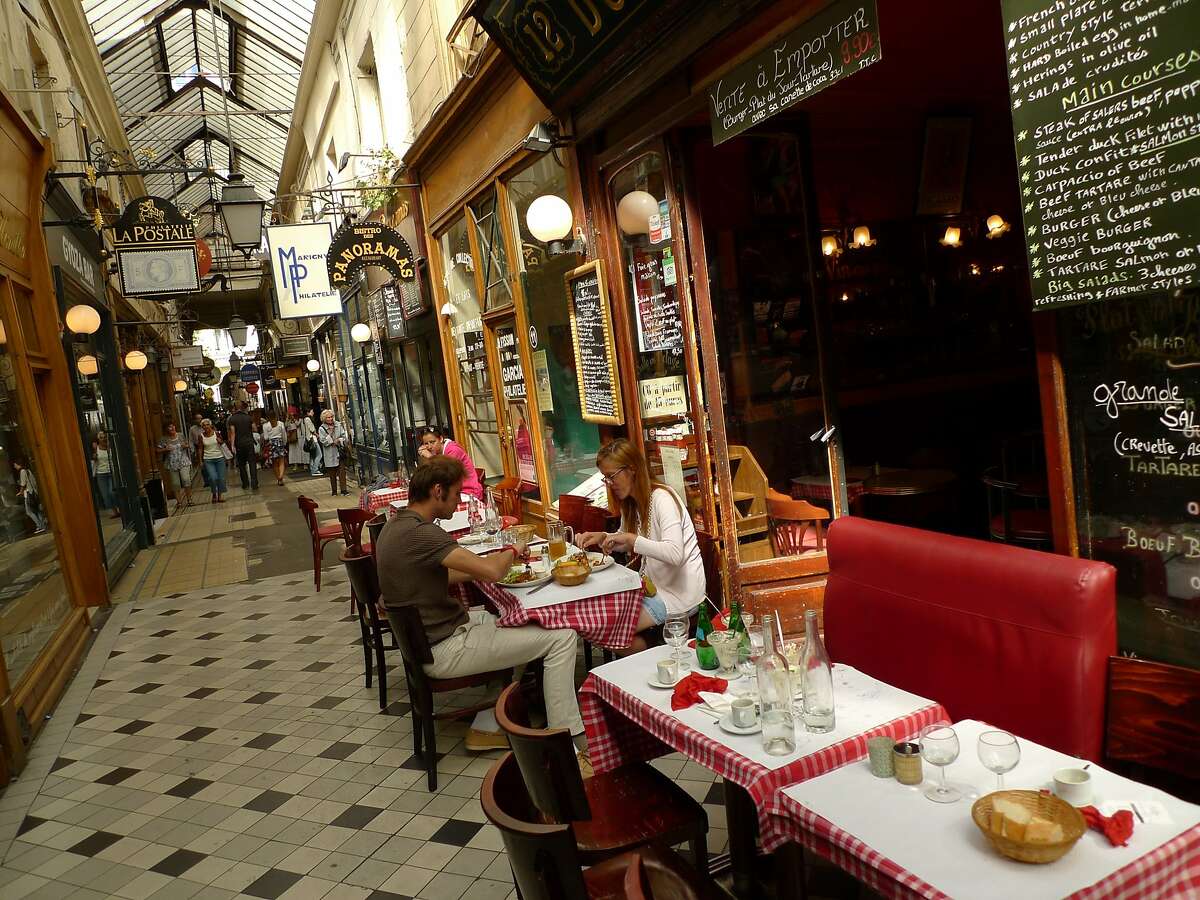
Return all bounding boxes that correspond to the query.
[992,797,1032,841]
[1024,816,1064,843]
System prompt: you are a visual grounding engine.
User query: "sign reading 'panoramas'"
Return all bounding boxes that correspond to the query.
[326,221,416,288]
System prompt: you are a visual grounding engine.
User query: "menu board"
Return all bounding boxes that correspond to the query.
[1003,0,1200,310]
[496,326,526,401]
[631,247,683,354]
[458,329,486,373]
[1058,291,1200,669]
[398,278,428,320]
[566,260,624,425]
[707,0,881,145]
[378,284,407,339]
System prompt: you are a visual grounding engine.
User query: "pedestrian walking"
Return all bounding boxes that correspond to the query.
[188,413,210,489]
[318,409,349,495]
[305,409,322,476]
[13,459,47,533]
[227,401,259,491]
[262,409,288,486]
[196,418,228,503]
[157,423,194,512]
[285,407,305,472]
[92,432,120,519]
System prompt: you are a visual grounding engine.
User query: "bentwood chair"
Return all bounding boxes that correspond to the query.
[299,495,343,591]
[494,683,709,869]
[341,550,398,711]
[766,496,830,556]
[338,507,374,555]
[481,752,711,900]
[366,513,386,557]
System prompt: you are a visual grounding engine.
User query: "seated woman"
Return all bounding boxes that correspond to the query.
[417,427,485,499]
[577,439,705,652]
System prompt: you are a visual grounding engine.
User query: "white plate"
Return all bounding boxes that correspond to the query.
[647,674,683,689]
[585,552,614,571]
[459,533,487,546]
[500,571,553,589]
[718,714,762,735]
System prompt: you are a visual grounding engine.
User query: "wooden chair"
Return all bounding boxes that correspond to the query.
[338,507,374,554]
[494,683,709,869]
[558,494,588,531]
[366,513,386,556]
[475,467,486,486]
[341,550,399,711]
[481,752,708,900]
[491,475,522,521]
[299,495,343,591]
[766,496,830,556]
[386,596,512,791]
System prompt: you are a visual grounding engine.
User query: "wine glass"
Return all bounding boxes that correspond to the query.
[663,615,689,671]
[483,505,501,547]
[920,724,961,803]
[977,730,1020,791]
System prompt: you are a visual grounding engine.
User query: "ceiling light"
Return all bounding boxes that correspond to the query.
[218,173,266,253]
[65,304,101,335]
[227,315,248,347]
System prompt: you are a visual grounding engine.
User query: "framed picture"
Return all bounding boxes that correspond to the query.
[916,117,972,216]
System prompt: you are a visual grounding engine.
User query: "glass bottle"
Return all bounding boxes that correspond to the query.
[756,613,796,755]
[694,600,718,670]
[468,495,482,535]
[727,598,749,656]
[800,609,835,733]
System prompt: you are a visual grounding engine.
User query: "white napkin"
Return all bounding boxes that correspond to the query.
[698,691,735,714]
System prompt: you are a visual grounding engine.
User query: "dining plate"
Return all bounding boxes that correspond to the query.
[500,570,552,589]
[585,552,614,571]
[718,714,761,735]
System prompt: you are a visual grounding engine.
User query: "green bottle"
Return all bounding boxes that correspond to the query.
[695,601,718,670]
[728,599,750,657]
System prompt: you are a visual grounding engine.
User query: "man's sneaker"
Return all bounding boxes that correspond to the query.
[576,749,594,779]
[464,728,508,752]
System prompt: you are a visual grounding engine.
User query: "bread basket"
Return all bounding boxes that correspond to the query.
[552,557,591,587]
[510,524,538,543]
[971,790,1086,864]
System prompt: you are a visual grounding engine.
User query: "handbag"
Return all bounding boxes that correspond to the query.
[220,441,234,462]
[288,428,298,445]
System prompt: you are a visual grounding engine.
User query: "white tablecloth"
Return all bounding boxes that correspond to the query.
[779,718,1200,899]
[515,562,642,611]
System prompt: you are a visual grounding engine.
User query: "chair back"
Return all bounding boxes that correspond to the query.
[338,508,373,552]
[623,848,708,900]
[491,476,522,520]
[298,496,320,538]
[766,496,829,555]
[475,467,486,485]
[823,517,1116,760]
[481,753,588,900]
[494,683,590,823]
[557,494,587,531]
[367,514,387,556]
[341,549,380,628]
[580,504,610,534]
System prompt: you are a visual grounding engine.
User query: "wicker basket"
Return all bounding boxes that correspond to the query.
[510,524,538,543]
[553,560,590,586]
[971,790,1087,864]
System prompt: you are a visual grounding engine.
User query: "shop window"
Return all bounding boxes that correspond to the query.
[468,187,514,312]
[505,154,601,502]
[0,299,70,684]
[440,217,502,479]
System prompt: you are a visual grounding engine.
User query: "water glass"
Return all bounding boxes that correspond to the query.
[663,615,690,671]
[708,631,740,678]
[977,730,1020,791]
[920,724,961,803]
[738,629,763,677]
[483,506,501,547]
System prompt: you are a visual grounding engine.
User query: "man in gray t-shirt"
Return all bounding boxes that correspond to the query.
[376,457,587,756]
[226,402,258,491]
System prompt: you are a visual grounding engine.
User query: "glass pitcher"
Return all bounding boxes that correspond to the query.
[546,520,575,561]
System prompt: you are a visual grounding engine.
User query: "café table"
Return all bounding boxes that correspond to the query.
[863,468,957,497]
[361,485,408,513]
[770,718,1200,899]
[473,561,644,649]
[580,646,949,894]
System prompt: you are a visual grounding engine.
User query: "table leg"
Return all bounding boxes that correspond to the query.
[723,780,759,897]
[773,841,807,900]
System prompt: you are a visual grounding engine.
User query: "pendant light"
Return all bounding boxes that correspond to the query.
[65,304,101,335]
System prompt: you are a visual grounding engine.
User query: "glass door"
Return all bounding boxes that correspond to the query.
[485,315,541,505]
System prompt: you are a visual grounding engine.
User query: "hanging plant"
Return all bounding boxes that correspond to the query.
[354,147,401,212]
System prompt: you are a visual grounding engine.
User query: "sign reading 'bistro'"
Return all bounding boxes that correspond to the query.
[113,196,200,296]
[326,221,416,289]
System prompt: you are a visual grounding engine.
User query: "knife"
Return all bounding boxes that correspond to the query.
[527,578,554,595]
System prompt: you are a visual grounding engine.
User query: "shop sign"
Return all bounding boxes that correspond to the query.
[378,284,407,340]
[266,223,343,319]
[639,374,688,418]
[326,221,416,289]
[170,345,204,368]
[471,0,661,109]
[240,363,260,384]
[113,196,200,296]
[45,225,103,299]
[707,0,881,146]
[1002,0,1200,310]
[0,209,28,259]
[533,349,554,413]
[566,259,623,425]
[497,327,526,401]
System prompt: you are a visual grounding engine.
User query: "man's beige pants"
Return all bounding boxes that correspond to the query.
[405,608,585,736]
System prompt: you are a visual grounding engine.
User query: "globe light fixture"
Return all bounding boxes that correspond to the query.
[227,315,249,347]
[65,304,101,335]
[77,354,99,376]
[124,349,148,371]
[350,322,372,343]
[306,359,320,373]
[526,195,573,243]
[616,190,659,236]
[174,379,188,392]
[218,173,267,253]
[985,214,1010,238]
[939,225,963,248]
[851,226,875,248]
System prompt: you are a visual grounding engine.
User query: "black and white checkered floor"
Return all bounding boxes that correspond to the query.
[0,568,732,899]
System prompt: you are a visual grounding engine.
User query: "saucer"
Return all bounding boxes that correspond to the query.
[718,714,761,735]
[647,674,683,689]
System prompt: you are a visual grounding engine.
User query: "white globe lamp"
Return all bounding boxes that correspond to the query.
[616,190,659,236]
[306,359,320,373]
[65,304,101,335]
[526,195,573,243]
[77,354,99,376]
[174,379,188,392]
[124,350,148,371]
[350,322,372,343]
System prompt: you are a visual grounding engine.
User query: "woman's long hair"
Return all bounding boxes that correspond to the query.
[596,439,660,537]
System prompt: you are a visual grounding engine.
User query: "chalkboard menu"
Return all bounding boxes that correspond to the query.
[1059,291,1200,669]
[458,330,486,373]
[707,0,881,146]
[566,260,624,425]
[631,247,683,354]
[1002,0,1200,310]
[398,279,427,321]
[496,326,526,401]
[378,284,406,340]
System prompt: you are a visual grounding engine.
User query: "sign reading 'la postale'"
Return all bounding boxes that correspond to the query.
[326,221,416,289]
[113,196,200,297]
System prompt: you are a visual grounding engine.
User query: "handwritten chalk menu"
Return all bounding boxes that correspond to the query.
[566,260,624,425]
[639,375,689,418]
[1058,292,1200,669]
[398,279,427,321]
[1002,0,1200,310]
[708,0,881,146]
[458,330,486,373]
[631,247,683,354]
[496,326,526,401]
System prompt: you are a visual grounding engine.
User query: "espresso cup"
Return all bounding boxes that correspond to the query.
[656,658,679,685]
[1053,767,1093,806]
[731,697,758,729]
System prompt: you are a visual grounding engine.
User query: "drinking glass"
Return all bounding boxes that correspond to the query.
[739,628,763,677]
[483,506,501,547]
[779,639,802,702]
[663,616,690,671]
[920,724,961,803]
[709,631,740,678]
[977,730,1020,791]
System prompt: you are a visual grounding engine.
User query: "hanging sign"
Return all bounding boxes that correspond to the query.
[326,221,416,289]
[707,0,881,146]
[240,363,261,384]
[639,375,688,418]
[170,345,204,368]
[377,284,406,339]
[266,223,342,319]
[398,278,428,320]
[566,259,624,425]
[1002,0,1200,310]
[113,196,200,296]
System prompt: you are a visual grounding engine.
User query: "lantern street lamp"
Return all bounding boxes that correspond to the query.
[227,315,249,347]
[218,173,267,254]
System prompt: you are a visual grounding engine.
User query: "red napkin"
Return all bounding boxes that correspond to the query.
[671,673,728,711]
[1079,806,1135,847]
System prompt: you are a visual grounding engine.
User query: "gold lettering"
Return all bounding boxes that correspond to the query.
[568,0,602,35]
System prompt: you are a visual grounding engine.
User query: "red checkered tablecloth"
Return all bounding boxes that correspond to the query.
[474,579,643,649]
[790,476,865,505]
[579,673,947,848]
[769,791,1200,899]
[360,486,408,513]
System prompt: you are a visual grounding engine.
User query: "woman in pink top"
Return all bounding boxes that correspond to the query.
[417,427,484,499]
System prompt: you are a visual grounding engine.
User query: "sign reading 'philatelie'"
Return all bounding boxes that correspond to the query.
[266,223,342,320]
[1002,0,1200,310]
[707,0,881,146]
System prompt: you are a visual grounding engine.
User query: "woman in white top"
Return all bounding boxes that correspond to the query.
[262,408,289,486]
[195,418,228,503]
[578,438,705,652]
